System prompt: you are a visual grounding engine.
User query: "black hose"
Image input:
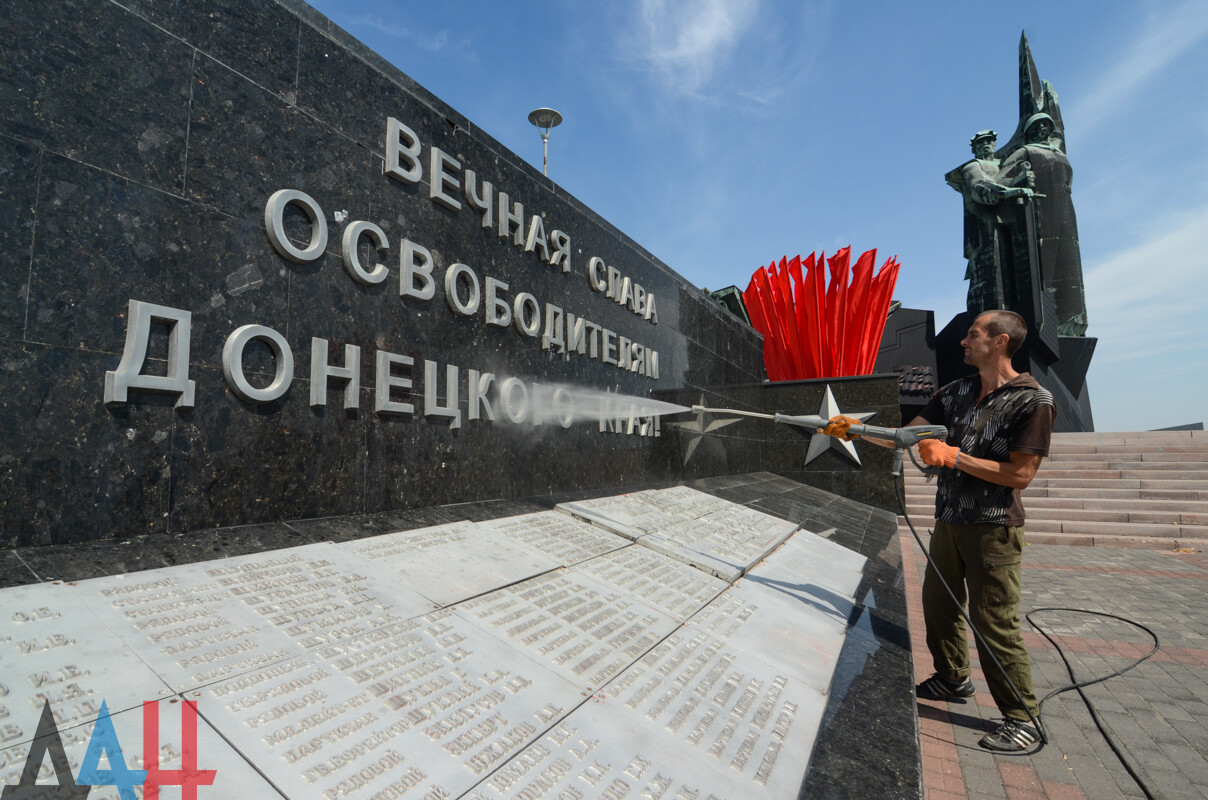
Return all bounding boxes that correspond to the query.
[895,471,1163,799]
[1027,607,1161,800]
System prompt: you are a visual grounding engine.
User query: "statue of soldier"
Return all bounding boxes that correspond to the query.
[998,113,1087,336]
[946,130,1034,317]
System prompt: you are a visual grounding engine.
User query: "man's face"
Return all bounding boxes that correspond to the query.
[1026,120,1051,144]
[974,139,995,159]
[961,318,1002,366]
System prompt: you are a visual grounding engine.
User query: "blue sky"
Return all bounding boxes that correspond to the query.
[307,0,1208,432]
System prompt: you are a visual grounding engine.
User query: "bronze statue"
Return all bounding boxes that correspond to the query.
[998,113,1087,335]
[946,33,1088,338]
[946,130,1034,318]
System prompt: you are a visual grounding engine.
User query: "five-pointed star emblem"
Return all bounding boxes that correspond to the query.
[803,385,876,466]
[667,395,743,466]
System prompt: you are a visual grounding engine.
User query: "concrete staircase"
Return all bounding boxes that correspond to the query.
[899,430,1208,548]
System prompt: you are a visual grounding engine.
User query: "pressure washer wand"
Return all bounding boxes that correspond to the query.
[770,415,948,477]
[690,406,946,477]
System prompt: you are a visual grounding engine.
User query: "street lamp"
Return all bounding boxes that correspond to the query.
[528,107,562,176]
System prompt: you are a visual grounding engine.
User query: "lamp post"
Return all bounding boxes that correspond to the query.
[527,107,562,176]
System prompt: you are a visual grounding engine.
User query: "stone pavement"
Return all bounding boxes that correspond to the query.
[904,531,1208,800]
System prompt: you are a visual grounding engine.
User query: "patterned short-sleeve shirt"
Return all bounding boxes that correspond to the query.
[919,373,1056,526]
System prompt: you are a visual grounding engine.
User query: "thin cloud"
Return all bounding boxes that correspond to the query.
[347,13,475,59]
[1070,0,1208,136]
[1084,204,1208,366]
[628,0,760,95]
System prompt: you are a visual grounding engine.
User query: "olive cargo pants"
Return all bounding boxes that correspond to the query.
[922,521,1039,721]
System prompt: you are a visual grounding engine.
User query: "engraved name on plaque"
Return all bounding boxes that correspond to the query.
[199,609,584,799]
[484,512,630,567]
[0,583,173,747]
[454,571,679,692]
[570,546,729,621]
[340,521,561,606]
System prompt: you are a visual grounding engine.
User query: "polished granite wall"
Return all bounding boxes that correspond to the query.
[0,0,893,547]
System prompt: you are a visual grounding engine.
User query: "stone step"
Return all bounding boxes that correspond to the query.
[897,525,1192,551]
[1029,470,1208,481]
[1036,460,1208,471]
[1048,454,1208,466]
[1015,496,1208,515]
[1045,444,1208,455]
[1051,430,1206,443]
[1030,477,1208,491]
[901,504,1204,527]
[902,475,1208,492]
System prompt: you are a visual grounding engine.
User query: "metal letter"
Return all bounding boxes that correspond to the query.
[566,313,587,355]
[309,337,361,409]
[606,267,623,301]
[497,192,524,246]
[222,324,294,404]
[542,304,565,352]
[464,169,494,230]
[375,350,414,415]
[630,343,645,374]
[617,277,633,308]
[401,238,436,301]
[632,284,646,315]
[265,189,327,263]
[551,386,574,428]
[485,277,512,327]
[105,299,196,408]
[513,293,541,338]
[499,377,528,424]
[616,336,631,370]
[583,320,601,358]
[467,369,495,421]
[444,263,481,316]
[429,147,462,211]
[644,294,658,324]
[549,230,571,273]
[424,360,461,429]
[602,329,618,365]
[385,117,422,184]
[587,257,607,292]
[341,221,389,284]
[647,349,659,379]
[524,216,550,261]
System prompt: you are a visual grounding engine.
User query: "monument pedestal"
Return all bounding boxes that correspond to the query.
[936,312,1095,432]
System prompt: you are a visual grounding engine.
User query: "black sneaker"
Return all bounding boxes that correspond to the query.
[978,718,1039,752]
[916,673,975,700]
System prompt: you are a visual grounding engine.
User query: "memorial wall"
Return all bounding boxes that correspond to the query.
[0,0,897,546]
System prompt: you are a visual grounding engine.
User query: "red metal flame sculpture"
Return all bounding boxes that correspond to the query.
[742,247,900,381]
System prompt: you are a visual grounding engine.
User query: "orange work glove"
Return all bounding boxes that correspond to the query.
[918,439,960,468]
[823,415,862,441]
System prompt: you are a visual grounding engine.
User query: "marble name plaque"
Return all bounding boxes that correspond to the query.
[463,700,753,799]
[569,545,729,621]
[630,485,734,519]
[338,521,562,606]
[0,582,173,746]
[554,495,669,541]
[453,570,680,692]
[83,542,437,692]
[484,511,630,567]
[746,527,867,601]
[198,609,585,800]
[473,626,827,799]
[684,580,849,693]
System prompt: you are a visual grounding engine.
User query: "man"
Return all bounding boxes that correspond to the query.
[827,309,1054,752]
[945,131,1033,318]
